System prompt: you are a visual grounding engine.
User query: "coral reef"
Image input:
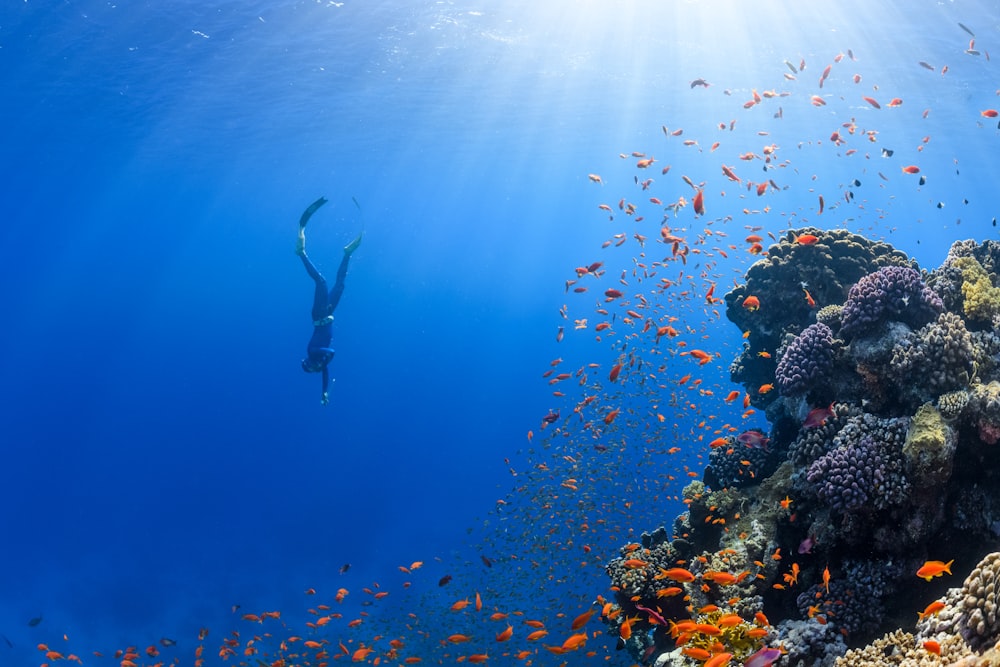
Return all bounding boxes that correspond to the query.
[604,238,1000,666]
[890,312,975,404]
[806,433,909,513]
[775,322,837,397]
[840,265,943,339]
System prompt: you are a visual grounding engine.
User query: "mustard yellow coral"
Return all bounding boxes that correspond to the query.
[955,256,1000,321]
[677,610,767,662]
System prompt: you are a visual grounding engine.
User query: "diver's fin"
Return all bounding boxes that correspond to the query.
[344,233,363,255]
[299,196,328,228]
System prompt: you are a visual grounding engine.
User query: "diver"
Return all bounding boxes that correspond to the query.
[296,196,363,405]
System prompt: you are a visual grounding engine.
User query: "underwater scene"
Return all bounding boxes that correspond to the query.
[4,1,1000,666]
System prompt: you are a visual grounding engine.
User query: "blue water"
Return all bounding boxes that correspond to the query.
[1,0,998,664]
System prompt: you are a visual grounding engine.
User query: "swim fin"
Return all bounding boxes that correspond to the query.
[299,196,328,228]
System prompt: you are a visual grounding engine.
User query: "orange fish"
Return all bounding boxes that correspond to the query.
[810,95,826,106]
[916,559,954,581]
[687,349,713,365]
[862,96,881,109]
[571,609,595,630]
[918,601,946,619]
[657,586,684,598]
[822,565,831,593]
[703,571,738,586]
[525,629,548,641]
[561,632,588,651]
[724,391,741,403]
[901,165,921,174]
[887,97,903,107]
[682,647,712,661]
[981,109,999,118]
[717,614,743,628]
[619,616,634,640]
[705,652,733,667]
[693,189,705,216]
[758,383,774,394]
[742,295,760,311]
[656,567,696,582]
[923,640,941,655]
[496,625,513,642]
[447,634,472,644]
[352,647,375,662]
[795,234,819,245]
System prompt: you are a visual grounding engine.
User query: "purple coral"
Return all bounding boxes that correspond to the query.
[775,322,836,396]
[806,435,909,513]
[840,266,943,339]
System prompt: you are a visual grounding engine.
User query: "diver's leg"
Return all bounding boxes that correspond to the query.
[300,253,331,322]
[327,248,354,312]
[327,234,361,311]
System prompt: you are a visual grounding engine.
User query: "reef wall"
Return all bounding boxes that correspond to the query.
[603,232,1000,666]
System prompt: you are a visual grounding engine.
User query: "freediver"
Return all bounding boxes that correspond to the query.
[296,196,363,405]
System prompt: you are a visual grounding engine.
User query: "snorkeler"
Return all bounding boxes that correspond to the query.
[296,196,363,405]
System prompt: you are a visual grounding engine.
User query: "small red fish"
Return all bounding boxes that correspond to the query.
[901,165,921,174]
[862,96,881,109]
[692,189,705,216]
[737,431,769,449]
[609,363,623,383]
[982,109,999,118]
[795,234,820,245]
[803,403,835,428]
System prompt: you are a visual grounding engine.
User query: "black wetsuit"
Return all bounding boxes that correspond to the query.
[300,250,351,399]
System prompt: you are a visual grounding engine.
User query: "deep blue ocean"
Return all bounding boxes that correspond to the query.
[1,1,998,665]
